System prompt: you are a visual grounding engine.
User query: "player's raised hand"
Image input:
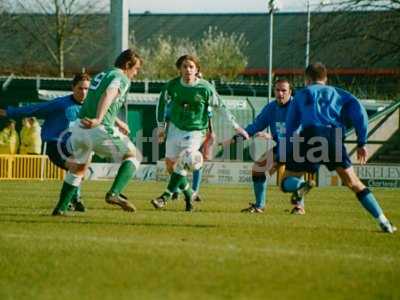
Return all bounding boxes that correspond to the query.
[220,132,247,147]
[81,118,101,129]
[234,127,250,140]
[116,120,130,135]
[357,146,368,164]
[201,131,216,160]
[157,126,166,143]
[255,131,272,140]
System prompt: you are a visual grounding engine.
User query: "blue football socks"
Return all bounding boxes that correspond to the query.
[356,188,384,220]
[192,168,203,193]
[253,174,267,209]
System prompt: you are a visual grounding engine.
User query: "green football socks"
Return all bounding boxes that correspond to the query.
[53,181,78,213]
[110,160,136,195]
[162,172,193,200]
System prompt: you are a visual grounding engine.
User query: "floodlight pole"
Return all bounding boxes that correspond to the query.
[305,0,311,67]
[267,0,276,105]
[266,0,277,149]
[110,0,129,63]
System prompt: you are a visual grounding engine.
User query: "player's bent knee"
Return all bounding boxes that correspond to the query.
[124,156,141,170]
[252,172,266,182]
[165,158,176,174]
[68,162,87,175]
[166,165,174,174]
[345,180,365,193]
[280,177,289,192]
[337,167,365,193]
[174,149,203,176]
[252,161,267,174]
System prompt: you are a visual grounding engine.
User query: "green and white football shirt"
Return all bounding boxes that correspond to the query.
[79,67,131,131]
[157,77,239,131]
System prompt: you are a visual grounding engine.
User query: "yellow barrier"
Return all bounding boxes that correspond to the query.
[0,155,64,180]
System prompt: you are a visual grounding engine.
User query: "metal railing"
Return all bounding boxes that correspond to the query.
[0,155,64,180]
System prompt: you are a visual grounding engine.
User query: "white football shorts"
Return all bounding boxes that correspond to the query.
[165,122,205,159]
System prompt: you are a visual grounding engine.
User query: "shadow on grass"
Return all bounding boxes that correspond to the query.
[0,213,218,229]
[0,205,54,210]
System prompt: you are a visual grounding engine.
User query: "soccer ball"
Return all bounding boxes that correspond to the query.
[179,149,203,171]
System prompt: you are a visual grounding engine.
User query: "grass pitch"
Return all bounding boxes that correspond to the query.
[0,180,399,300]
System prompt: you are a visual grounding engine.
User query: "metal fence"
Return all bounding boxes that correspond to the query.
[0,155,64,180]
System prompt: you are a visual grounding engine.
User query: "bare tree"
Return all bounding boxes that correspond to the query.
[311,0,400,67]
[0,0,6,12]
[0,0,11,25]
[7,0,107,77]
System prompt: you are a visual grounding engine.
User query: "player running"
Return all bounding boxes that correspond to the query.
[237,79,307,214]
[281,62,396,233]
[151,54,248,211]
[51,49,142,215]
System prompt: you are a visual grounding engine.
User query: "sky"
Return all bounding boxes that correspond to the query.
[125,0,331,13]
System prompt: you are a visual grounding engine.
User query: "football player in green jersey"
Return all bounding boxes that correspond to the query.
[52,49,142,215]
[151,54,248,211]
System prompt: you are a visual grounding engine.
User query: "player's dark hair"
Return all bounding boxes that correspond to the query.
[275,78,292,91]
[72,72,91,87]
[305,62,327,82]
[4,118,15,127]
[175,55,201,73]
[114,49,142,70]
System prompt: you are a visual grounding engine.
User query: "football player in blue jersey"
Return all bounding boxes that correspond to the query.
[237,79,306,214]
[0,73,91,212]
[281,62,396,233]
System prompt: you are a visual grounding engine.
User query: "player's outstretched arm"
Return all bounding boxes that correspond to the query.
[255,131,272,140]
[5,99,64,120]
[208,88,242,131]
[235,127,250,140]
[221,128,251,147]
[244,104,271,138]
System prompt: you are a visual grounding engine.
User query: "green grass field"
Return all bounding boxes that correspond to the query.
[0,180,399,300]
